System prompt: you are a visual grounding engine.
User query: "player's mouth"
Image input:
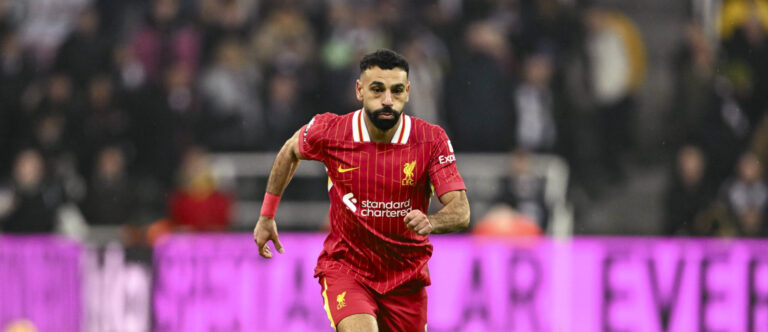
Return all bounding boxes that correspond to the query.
[377,112,395,119]
[373,106,398,119]
[367,106,400,130]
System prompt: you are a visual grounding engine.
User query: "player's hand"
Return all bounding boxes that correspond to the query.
[404,210,433,236]
[253,216,285,258]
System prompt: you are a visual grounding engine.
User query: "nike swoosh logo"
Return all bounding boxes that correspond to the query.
[338,166,360,173]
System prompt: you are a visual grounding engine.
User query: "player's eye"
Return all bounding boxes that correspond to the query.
[371,87,384,93]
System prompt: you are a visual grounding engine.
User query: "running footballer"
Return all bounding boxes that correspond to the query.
[254,49,470,332]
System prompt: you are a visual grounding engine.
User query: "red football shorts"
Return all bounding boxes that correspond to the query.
[318,269,427,331]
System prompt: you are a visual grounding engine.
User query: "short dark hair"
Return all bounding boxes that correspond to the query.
[359,49,409,76]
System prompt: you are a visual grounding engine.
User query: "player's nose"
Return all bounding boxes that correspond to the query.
[382,91,393,106]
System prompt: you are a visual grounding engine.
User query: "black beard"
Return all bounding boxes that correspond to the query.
[365,106,401,131]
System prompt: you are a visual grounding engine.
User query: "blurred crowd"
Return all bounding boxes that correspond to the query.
[664,0,768,237]
[0,0,766,241]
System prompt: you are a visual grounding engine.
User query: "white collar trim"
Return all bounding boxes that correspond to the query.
[352,109,410,144]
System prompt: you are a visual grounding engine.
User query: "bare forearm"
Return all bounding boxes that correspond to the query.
[265,131,302,195]
[428,190,470,234]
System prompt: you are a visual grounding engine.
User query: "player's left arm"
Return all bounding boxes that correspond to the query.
[405,190,470,235]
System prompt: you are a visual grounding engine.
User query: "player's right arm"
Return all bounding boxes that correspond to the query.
[253,129,307,258]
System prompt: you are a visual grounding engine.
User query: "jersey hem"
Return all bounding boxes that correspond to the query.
[315,260,431,295]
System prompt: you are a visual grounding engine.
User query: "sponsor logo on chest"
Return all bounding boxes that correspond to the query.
[342,192,413,217]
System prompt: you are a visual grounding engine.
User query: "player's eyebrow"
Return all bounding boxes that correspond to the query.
[369,81,405,90]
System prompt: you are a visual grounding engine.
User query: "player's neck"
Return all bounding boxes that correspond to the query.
[364,114,401,143]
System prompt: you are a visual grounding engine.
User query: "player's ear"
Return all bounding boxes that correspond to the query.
[355,79,363,101]
[404,81,410,102]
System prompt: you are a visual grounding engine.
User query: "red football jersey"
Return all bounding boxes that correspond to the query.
[299,109,466,294]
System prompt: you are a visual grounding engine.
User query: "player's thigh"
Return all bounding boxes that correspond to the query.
[337,313,378,332]
[377,287,428,332]
[319,271,378,330]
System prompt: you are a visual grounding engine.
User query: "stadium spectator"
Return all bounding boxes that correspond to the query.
[134,62,200,189]
[752,113,768,172]
[111,41,148,93]
[582,6,646,182]
[0,149,64,233]
[399,30,449,125]
[80,74,132,177]
[249,5,315,73]
[0,30,34,175]
[717,0,768,42]
[167,146,232,232]
[13,0,88,68]
[0,31,32,109]
[54,7,111,89]
[199,37,264,150]
[24,73,83,159]
[513,53,558,152]
[663,145,715,235]
[33,73,79,118]
[515,0,578,59]
[668,22,716,149]
[444,21,515,151]
[318,3,388,114]
[27,112,85,204]
[494,150,550,231]
[700,75,752,185]
[196,0,254,65]
[262,72,310,149]
[131,0,201,83]
[720,2,768,126]
[718,152,768,236]
[0,1,12,33]
[81,146,136,227]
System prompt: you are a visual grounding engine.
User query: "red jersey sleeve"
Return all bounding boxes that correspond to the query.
[428,127,466,197]
[298,113,334,162]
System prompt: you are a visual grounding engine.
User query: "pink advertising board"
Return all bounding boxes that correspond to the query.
[2,234,768,331]
[152,234,768,332]
[0,236,81,332]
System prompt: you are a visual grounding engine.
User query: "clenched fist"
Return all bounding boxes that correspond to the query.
[404,210,433,235]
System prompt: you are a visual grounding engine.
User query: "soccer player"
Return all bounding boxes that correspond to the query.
[253,49,470,331]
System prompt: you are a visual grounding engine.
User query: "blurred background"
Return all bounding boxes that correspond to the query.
[1,0,767,238]
[0,0,767,331]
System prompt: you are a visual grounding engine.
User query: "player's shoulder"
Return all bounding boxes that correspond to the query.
[407,115,449,143]
[304,111,358,142]
[309,112,347,125]
[305,112,349,131]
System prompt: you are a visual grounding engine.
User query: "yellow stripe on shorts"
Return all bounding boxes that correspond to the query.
[322,279,336,330]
